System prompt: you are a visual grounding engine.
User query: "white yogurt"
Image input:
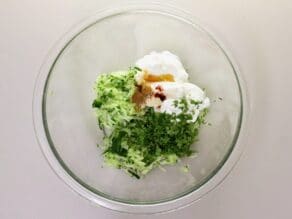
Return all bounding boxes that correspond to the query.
[135,51,189,83]
[150,82,210,122]
[135,51,210,122]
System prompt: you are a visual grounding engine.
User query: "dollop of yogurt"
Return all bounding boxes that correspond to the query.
[134,51,210,122]
[150,82,210,122]
[136,51,189,83]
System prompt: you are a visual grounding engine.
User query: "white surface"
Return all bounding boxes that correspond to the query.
[0,0,292,218]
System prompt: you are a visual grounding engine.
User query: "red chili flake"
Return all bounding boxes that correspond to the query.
[155,85,163,92]
[154,93,166,101]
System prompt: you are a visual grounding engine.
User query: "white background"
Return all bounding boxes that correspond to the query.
[1,0,292,218]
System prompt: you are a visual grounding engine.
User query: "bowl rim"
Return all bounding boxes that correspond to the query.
[33,2,250,214]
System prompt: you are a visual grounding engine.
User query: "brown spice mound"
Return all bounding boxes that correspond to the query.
[132,70,174,108]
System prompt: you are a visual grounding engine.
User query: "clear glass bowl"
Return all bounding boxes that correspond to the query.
[33,3,247,214]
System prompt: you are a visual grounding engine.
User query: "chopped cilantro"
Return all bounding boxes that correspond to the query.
[103,107,207,177]
[181,165,190,173]
[174,99,179,107]
[190,99,203,105]
[134,66,142,71]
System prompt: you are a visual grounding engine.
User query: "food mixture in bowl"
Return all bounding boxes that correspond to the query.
[92,51,210,178]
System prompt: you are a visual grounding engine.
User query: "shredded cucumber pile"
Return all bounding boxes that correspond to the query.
[93,68,208,179]
[92,69,137,129]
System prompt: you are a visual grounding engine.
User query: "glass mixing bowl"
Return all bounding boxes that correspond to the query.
[33,3,247,214]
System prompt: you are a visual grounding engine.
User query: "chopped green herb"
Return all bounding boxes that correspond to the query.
[190,99,203,105]
[103,107,207,177]
[181,165,190,173]
[134,66,142,71]
[174,99,179,107]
